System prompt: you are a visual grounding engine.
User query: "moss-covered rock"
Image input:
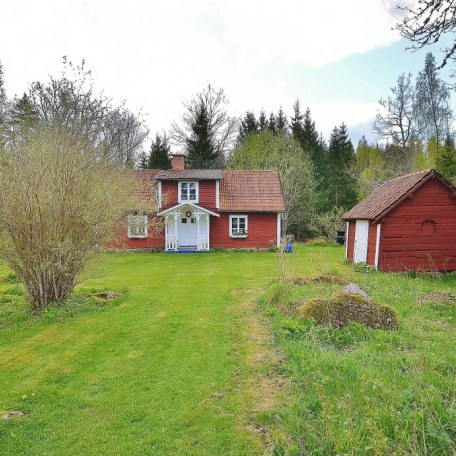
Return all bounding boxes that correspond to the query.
[296,293,398,330]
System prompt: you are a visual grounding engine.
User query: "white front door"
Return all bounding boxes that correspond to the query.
[179,216,198,246]
[353,220,369,263]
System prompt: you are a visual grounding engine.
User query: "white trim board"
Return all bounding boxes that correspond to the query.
[374,223,381,269]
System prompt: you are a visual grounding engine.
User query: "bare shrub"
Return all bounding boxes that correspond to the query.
[0,124,154,310]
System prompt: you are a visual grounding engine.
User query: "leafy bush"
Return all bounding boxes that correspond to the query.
[297,293,398,330]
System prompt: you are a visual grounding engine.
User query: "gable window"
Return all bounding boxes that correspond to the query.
[229,215,248,238]
[179,181,198,203]
[128,212,148,238]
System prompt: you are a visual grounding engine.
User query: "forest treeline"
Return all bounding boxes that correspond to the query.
[1,52,455,238]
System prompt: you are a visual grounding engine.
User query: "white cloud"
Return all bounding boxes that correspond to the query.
[0,0,402,145]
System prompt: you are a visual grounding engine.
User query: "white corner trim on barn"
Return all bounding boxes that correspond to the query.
[345,221,349,259]
[353,220,369,263]
[374,223,381,269]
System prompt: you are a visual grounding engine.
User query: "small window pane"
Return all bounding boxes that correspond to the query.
[232,218,238,230]
[182,218,187,224]
[191,218,196,224]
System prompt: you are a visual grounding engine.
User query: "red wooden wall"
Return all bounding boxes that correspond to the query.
[211,213,278,249]
[160,180,216,210]
[108,216,165,250]
[346,221,355,261]
[367,223,377,266]
[379,177,456,271]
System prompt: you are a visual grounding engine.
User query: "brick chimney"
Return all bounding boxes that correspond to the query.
[171,154,186,171]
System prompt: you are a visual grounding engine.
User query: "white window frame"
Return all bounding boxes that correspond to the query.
[127,212,148,239]
[229,214,248,238]
[178,181,199,203]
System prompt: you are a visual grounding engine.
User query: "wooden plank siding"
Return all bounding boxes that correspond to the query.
[160,180,216,210]
[211,213,278,249]
[347,221,356,261]
[378,178,456,271]
[366,223,378,266]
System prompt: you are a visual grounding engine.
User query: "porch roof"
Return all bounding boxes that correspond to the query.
[157,202,220,217]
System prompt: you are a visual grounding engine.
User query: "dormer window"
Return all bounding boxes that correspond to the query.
[179,181,198,203]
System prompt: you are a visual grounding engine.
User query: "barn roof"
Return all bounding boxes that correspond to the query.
[220,170,286,212]
[343,169,456,222]
[154,169,224,180]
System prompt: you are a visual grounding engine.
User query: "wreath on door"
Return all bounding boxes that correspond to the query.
[185,211,192,217]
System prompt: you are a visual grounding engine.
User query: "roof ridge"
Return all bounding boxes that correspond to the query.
[381,168,432,184]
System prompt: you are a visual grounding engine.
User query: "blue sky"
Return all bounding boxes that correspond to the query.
[1,0,454,149]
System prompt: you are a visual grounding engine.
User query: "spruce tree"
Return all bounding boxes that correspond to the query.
[327,123,357,209]
[268,112,277,134]
[9,93,39,130]
[148,133,172,169]
[238,111,258,141]
[258,110,268,131]
[186,102,221,169]
[138,151,148,169]
[291,101,329,211]
[436,135,456,183]
[276,107,287,132]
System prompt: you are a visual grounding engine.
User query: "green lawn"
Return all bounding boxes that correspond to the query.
[0,246,455,455]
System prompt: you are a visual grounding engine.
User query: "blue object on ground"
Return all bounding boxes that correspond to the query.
[285,241,293,253]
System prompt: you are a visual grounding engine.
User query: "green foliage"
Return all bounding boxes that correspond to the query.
[308,206,346,241]
[327,123,357,210]
[229,129,317,233]
[355,137,386,199]
[259,250,456,454]
[146,132,171,169]
[436,135,456,184]
[415,53,453,148]
[238,111,258,141]
[290,101,329,212]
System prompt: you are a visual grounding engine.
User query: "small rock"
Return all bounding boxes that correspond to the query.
[343,283,369,300]
[211,392,224,398]
[1,411,26,419]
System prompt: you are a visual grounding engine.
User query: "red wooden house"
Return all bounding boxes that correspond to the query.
[119,154,286,251]
[343,169,456,272]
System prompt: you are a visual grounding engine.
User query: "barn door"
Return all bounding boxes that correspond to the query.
[354,220,369,263]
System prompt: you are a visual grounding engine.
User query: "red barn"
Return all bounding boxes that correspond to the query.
[117,154,286,251]
[343,169,456,272]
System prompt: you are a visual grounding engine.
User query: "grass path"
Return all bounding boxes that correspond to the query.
[0,250,291,455]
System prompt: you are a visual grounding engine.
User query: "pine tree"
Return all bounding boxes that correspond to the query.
[238,111,258,141]
[148,133,172,169]
[258,110,268,131]
[436,135,456,183]
[327,123,357,209]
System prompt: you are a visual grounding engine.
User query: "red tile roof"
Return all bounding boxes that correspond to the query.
[155,169,224,180]
[220,170,286,212]
[343,169,454,222]
[131,169,159,201]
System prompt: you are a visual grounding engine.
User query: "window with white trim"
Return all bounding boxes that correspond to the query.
[179,181,198,203]
[229,215,248,238]
[127,212,148,238]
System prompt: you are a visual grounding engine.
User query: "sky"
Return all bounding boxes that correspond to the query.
[1,0,454,149]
